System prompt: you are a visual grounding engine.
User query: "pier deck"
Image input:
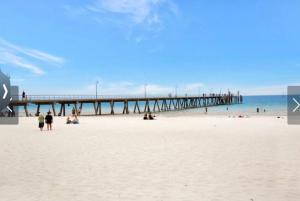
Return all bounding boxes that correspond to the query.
[10,94,243,117]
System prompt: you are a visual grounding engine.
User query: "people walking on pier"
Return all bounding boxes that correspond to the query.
[45,111,53,131]
[38,113,45,131]
[22,91,26,100]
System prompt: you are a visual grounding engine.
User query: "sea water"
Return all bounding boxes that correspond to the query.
[167,95,286,116]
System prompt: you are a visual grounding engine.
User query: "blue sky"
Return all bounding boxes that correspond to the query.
[0,0,299,95]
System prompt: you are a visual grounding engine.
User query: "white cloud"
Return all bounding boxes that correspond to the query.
[0,38,65,75]
[65,0,179,40]
[0,51,45,75]
[87,0,177,24]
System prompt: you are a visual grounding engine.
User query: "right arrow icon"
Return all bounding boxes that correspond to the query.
[288,86,300,124]
[2,84,8,99]
[292,98,300,112]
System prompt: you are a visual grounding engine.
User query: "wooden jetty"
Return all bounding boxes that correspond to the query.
[10,93,243,117]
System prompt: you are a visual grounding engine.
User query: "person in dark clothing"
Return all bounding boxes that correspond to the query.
[149,113,155,120]
[22,91,26,100]
[143,113,148,120]
[256,107,260,113]
[45,111,53,131]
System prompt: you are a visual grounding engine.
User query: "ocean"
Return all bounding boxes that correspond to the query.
[17,95,287,117]
[166,95,286,117]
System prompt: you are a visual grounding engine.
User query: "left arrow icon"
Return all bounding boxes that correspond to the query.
[3,84,8,99]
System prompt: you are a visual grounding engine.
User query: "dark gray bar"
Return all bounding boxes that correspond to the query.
[287,86,300,125]
[0,86,19,125]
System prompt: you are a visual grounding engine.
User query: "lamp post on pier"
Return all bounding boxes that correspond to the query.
[144,84,148,98]
[96,80,99,99]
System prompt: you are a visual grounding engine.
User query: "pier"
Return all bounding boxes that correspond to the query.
[10,93,243,117]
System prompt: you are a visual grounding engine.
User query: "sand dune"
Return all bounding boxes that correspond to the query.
[0,115,299,201]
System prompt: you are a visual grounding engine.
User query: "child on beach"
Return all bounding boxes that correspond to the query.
[66,116,72,124]
[45,111,53,131]
[148,113,155,120]
[143,113,148,120]
[66,116,79,124]
[38,113,45,131]
[72,115,79,124]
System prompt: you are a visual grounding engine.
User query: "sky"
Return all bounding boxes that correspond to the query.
[0,0,299,96]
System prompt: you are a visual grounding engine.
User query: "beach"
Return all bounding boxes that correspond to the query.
[0,115,299,201]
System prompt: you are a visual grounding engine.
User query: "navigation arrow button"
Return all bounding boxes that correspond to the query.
[293,98,300,112]
[2,84,8,99]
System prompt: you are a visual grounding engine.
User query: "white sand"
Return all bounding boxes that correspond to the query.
[0,115,300,201]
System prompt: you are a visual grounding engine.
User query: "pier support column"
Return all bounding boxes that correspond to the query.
[24,105,29,117]
[74,103,78,116]
[36,104,40,116]
[123,101,129,114]
[133,101,141,114]
[79,103,83,115]
[161,100,165,111]
[58,103,66,116]
[93,102,98,115]
[168,100,172,110]
[153,100,160,112]
[144,100,150,113]
[52,103,56,116]
[62,104,66,116]
[110,101,115,115]
[58,104,63,116]
[97,102,101,115]
[180,99,184,109]
[198,98,201,107]
[174,99,179,110]
[171,99,176,110]
[162,100,168,111]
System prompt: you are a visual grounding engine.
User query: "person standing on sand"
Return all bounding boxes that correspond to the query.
[38,113,45,131]
[205,107,208,114]
[45,111,53,131]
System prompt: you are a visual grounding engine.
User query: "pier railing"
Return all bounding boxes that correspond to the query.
[17,94,235,101]
[11,93,243,117]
